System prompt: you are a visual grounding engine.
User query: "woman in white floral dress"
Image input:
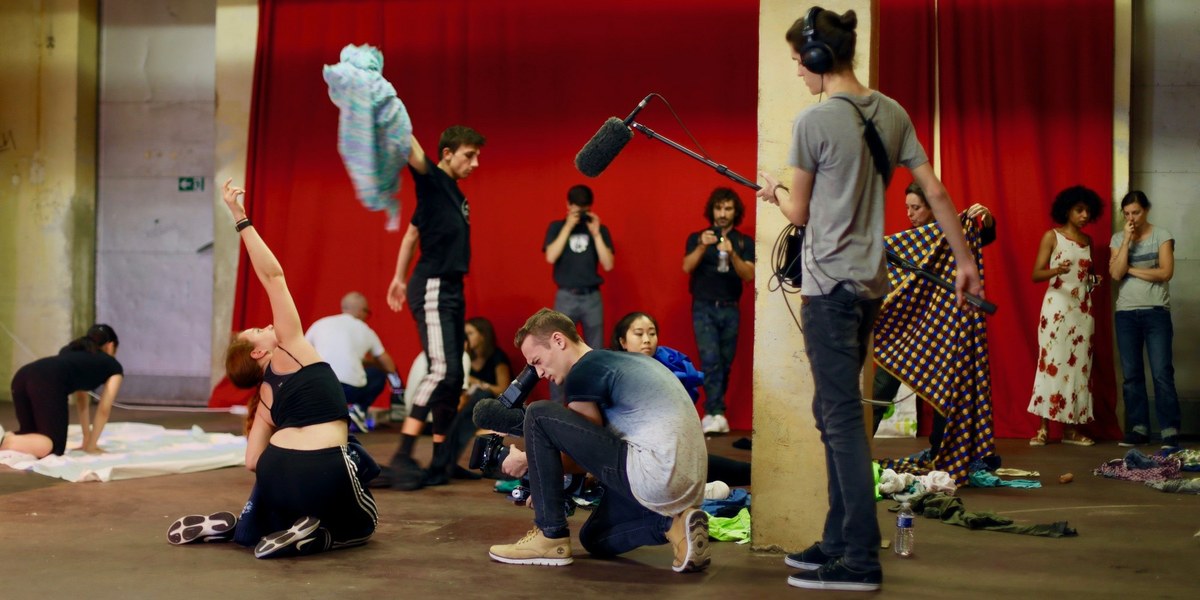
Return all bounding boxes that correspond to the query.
[1027,186,1104,446]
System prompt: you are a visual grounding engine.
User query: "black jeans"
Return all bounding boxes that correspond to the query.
[524,401,671,555]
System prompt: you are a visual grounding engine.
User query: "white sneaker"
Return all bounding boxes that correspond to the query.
[703,414,729,434]
[703,480,731,501]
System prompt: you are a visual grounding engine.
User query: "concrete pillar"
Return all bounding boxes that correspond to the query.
[752,0,877,551]
[210,0,258,388]
[0,0,98,398]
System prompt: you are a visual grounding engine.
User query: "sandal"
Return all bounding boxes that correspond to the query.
[1029,429,1048,447]
[1063,430,1095,446]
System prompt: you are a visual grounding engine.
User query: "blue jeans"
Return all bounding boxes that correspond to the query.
[1115,308,1180,437]
[523,401,671,555]
[692,300,741,415]
[341,367,387,412]
[801,285,883,572]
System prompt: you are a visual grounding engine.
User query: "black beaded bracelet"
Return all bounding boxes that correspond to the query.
[235,218,253,232]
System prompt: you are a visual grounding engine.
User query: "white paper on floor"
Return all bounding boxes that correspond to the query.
[0,422,245,482]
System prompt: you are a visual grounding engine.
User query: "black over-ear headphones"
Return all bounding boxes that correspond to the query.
[799,6,834,75]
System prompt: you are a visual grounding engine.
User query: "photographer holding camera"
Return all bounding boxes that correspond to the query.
[542,184,614,352]
[485,308,710,573]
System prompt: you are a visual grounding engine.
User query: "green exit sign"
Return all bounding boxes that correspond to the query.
[178,177,206,191]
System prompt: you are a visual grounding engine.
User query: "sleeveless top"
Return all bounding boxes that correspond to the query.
[262,360,349,429]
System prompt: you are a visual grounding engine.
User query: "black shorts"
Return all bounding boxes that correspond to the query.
[10,363,71,455]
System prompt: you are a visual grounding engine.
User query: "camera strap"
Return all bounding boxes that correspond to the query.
[830,96,892,187]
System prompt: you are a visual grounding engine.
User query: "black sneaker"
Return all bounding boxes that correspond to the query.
[254,516,321,559]
[1119,432,1150,447]
[166,512,238,545]
[390,456,426,491]
[784,541,839,570]
[788,558,882,591]
[1161,435,1179,449]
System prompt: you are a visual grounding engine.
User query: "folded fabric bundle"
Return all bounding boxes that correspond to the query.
[969,470,1041,489]
[701,488,750,518]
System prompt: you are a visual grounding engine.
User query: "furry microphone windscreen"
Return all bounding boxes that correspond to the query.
[574,117,634,177]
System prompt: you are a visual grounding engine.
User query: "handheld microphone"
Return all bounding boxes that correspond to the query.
[574,95,653,178]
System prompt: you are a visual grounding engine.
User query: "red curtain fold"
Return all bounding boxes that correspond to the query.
[221,0,761,425]
[936,0,1120,440]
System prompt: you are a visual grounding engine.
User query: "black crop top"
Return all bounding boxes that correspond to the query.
[262,361,349,429]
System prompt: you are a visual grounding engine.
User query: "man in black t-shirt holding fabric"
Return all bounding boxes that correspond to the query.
[682,187,755,434]
[379,125,485,491]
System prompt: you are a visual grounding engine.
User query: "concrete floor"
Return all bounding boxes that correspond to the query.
[0,403,1196,599]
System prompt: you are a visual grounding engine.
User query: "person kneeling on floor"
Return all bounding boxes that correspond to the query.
[488,308,710,573]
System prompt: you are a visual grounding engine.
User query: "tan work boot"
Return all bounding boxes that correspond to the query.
[665,507,711,573]
[488,528,573,566]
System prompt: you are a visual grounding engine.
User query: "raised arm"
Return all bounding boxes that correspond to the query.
[588,215,615,272]
[223,180,308,353]
[909,163,982,306]
[544,213,579,264]
[407,136,429,174]
[388,223,420,312]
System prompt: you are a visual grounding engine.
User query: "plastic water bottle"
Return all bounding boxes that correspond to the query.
[717,249,730,273]
[894,501,915,557]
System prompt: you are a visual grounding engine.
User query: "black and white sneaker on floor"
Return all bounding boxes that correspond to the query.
[166,512,238,545]
[347,405,370,433]
[784,541,839,570]
[788,557,882,591]
[254,516,321,559]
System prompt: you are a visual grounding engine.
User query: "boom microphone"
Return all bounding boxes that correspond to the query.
[574,95,653,177]
[574,117,634,177]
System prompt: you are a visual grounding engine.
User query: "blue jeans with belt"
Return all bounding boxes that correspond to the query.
[1115,307,1180,437]
[801,285,883,572]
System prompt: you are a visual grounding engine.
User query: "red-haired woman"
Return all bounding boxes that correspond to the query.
[166,180,377,558]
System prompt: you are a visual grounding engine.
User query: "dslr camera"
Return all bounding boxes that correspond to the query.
[467,365,539,473]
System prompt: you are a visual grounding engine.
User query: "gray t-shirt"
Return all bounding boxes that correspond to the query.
[790,92,928,298]
[564,350,707,515]
[1111,225,1174,311]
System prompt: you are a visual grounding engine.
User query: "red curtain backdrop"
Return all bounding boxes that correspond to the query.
[935,0,1120,440]
[218,0,761,427]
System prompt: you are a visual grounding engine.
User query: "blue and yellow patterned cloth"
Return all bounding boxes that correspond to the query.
[874,213,996,485]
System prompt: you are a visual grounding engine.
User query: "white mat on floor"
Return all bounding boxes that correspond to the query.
[0,422,245,482]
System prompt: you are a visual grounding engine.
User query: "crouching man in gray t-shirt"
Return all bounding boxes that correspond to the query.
[488,308,710,573]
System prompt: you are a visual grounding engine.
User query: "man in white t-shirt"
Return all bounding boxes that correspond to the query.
[305,291,399,431]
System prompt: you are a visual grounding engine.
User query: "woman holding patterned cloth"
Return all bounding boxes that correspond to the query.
[1027,186,1104,446]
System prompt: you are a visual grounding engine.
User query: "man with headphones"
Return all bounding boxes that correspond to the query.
[758,6,983,593]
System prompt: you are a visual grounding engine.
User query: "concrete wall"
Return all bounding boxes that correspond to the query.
[1130,0,1200,432]
[0,0,98,399]
[752,0,876,552]
[96,0,216,403]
